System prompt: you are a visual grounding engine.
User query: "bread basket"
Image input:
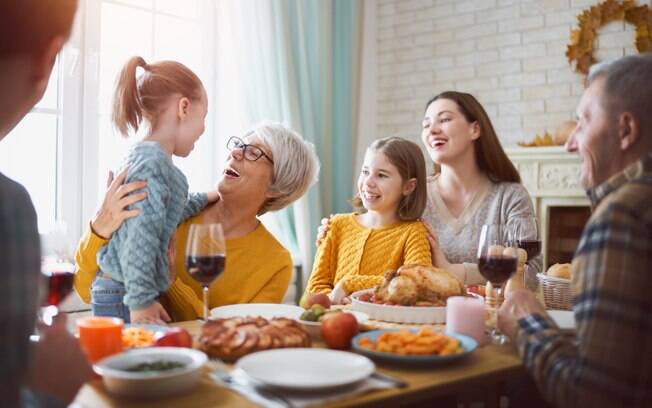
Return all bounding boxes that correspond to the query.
[536,273,573,310]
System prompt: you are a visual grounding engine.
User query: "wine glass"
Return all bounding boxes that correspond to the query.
[508,216,541,287]
[185,224,226,320]
[40,220,75,325]
[477,224,518,344]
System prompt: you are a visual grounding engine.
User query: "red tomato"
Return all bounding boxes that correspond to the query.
[154,327,193,348]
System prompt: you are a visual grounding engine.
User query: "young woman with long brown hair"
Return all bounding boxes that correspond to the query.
[421,91,540,287]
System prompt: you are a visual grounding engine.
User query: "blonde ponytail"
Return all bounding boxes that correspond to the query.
[112,56,147,137]
[111,56,204,137]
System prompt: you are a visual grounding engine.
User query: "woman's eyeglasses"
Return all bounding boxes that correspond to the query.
[226,136,274,164]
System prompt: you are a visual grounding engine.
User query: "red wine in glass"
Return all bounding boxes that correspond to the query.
[478,255,518,285]
[185,223,226,320]
[516,240,541,260]
[45,271,74,306]
[185,255,225,286]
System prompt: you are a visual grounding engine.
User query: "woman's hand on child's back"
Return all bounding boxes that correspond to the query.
[421,218,450,268]
[130,301,171,325]
[91,166,147,239]
[315,214,334,246]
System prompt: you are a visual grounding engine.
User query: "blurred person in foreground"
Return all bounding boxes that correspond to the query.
[499,53,652,407]
[0,0,93,407]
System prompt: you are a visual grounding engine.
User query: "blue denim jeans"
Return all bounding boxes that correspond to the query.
[91,272,130,323]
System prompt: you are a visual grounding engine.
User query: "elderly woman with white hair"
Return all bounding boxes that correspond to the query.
[74,122,320,322]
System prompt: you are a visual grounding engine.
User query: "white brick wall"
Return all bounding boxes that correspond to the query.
[375,0,651,147]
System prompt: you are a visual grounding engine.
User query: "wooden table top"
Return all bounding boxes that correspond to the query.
[74,319,525,407]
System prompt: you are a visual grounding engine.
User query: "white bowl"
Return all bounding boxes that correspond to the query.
[297,310,369,339]
[93,347,207,399]
[350,289,447,324]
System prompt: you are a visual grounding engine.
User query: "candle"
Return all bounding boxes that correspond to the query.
[446,296,486,346]
[77,316,124,363]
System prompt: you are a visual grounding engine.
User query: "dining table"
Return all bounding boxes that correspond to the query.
[73,318,527,408]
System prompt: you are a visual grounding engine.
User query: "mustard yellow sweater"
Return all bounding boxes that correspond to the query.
[305,213,432,295]
[74,214,292,321]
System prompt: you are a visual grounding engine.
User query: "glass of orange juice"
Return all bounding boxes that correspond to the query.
[77,316,124,363]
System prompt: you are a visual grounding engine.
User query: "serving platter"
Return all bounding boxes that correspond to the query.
[350,289,447,324]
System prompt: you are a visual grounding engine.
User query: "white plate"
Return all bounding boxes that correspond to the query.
[350,289,447,324]
[548,310,575,330]
[94,347,207,399]
[236,348,375,390]
[210,303,304,320]
[297,310,369,339]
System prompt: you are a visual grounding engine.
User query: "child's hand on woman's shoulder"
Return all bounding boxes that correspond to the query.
[206,189,220,204]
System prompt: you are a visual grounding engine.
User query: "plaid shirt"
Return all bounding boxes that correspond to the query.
[515,152,652,407]
[0,173,41,403]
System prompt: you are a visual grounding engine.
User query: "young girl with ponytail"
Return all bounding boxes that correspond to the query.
[91,56,216,324]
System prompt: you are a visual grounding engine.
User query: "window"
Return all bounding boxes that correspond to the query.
[0,0,216,245]
[0,60,61,233]
[85,0,217,220]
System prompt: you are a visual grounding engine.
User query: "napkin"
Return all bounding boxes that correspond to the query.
[211,367,403,408]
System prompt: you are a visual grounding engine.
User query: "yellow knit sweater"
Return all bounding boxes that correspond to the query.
[74,214,292,321]
[305,213,432,295]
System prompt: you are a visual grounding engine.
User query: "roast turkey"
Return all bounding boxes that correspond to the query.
[374,265,464,306]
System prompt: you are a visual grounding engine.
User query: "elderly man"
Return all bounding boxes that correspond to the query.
[498,53,652,407]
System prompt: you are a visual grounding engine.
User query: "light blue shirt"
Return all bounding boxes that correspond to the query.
[97,141,207,308]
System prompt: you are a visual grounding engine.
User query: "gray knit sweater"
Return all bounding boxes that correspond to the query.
[97,141,207,308]
[422,175,541,289]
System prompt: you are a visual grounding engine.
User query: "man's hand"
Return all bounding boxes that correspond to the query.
[130,301,171,325]
[498,289,547,339]
[26,314,93,403]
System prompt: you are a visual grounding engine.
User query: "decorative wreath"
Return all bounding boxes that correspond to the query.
[566,0,652,74]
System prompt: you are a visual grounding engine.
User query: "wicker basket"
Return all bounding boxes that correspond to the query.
[537,273,573,310]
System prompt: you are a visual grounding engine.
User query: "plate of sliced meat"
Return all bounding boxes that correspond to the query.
[198,316,311,362]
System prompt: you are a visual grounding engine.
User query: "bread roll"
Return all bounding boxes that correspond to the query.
[547,263,571,279]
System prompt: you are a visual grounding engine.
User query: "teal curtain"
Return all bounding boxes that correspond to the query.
[223,0,361,282]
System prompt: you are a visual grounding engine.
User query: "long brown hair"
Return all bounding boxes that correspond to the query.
[424,91,520,183]
[352,137,427,221]
[112,56,204,137]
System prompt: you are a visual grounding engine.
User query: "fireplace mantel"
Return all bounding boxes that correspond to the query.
[505,146,590,269]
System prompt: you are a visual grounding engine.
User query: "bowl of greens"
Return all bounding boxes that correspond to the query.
[94,347,207,399]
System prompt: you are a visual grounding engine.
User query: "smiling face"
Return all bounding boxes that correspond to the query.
[565,77,619,190]
[357,149,413,217]
[175,88,208,157]
[420,98,480,166]
[218,133,275,206]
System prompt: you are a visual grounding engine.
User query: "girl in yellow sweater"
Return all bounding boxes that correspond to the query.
[306,137,432,304]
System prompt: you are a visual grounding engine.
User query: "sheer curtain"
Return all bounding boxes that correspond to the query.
[215,0,362,291]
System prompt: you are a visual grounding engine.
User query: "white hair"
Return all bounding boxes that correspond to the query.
[587,53,652,137]
[249,122,320,214]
